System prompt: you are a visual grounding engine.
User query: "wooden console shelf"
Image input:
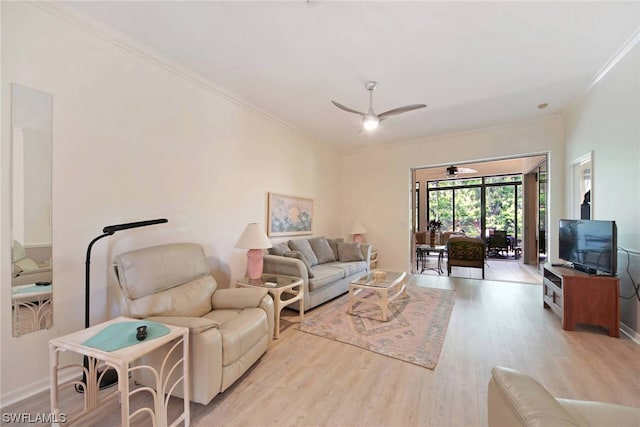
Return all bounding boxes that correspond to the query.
[542,263,620,337]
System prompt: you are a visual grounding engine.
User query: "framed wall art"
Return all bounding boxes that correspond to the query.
[267,193,313,237]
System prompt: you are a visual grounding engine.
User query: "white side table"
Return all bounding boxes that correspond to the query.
[49,316,190,427]
[236,274,304,339]
[12,284,53,336]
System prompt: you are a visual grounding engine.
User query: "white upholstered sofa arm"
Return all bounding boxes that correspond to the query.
[212,288,274,341]
[212,288,268,309]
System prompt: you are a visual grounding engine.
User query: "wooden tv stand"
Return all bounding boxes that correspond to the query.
[542,263,620,337]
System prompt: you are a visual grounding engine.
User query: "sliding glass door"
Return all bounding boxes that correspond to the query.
[425,174,522,243]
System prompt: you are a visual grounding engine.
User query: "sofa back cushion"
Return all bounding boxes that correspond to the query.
[268,242,290,256]
[288,239,319,266]
[337,242,365,262]
[284,250,315,278]
[327,238,344,260]
[126,276,216,318]
[308,237,336,264]
[114,243,213,299]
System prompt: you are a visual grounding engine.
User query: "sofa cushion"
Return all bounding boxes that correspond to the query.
[309,237,336,264]
[14,257,39,272]
[205,308,268,367]
[308,265,346,292]
[145,316,219,335]
[327,238,344,260]
[557,398,640,427]
[284,251,315,278]
[288,239,319,266]
[114,242,210,299]
[12,240,26,262]
[325,260,368,276]
[337,242,365,262]
[268,242,289,256]
[126,275,216,318]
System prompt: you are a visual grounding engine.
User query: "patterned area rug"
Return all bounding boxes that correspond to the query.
[297,284,455,369]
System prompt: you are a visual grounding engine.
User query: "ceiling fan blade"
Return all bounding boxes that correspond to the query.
[331,100,365,116]
[378,104,427,119]
[457,167,478,173]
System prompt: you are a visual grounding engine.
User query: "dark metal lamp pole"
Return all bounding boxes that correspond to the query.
[79,218,168,392]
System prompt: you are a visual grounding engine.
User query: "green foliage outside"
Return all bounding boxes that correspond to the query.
[427,177,523,241]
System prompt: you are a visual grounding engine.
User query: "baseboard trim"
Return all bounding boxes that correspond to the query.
[620,322,640,345]
[0,370,76,410]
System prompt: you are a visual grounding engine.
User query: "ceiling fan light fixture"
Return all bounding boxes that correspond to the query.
[332,81,426,133]
[363,115,379,131]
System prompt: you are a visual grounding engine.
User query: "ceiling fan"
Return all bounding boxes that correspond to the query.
[331,81,426,131]
[446,165,478,177]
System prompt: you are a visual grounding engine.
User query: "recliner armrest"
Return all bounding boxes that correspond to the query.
[145,316,219,335]
[212,288,269,309]
[488,366,577,427]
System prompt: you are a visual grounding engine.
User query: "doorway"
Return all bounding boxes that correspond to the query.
[411,154,548,274]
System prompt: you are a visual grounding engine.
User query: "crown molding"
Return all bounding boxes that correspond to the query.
[31,2,299,134]
[565,27,640,112]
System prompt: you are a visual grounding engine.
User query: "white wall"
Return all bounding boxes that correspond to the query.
[564,40,640,334]
[0,2,341,404]
[340,117,565,272]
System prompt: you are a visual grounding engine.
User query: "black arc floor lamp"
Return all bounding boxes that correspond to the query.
[79,218,168,392]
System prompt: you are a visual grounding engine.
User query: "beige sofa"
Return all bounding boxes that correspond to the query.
[111,243,274,405]
[488,366,640,426]
[263,237,371,311]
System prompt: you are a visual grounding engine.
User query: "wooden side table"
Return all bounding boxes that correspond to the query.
[236,274,304,339]
[49,316,190,427]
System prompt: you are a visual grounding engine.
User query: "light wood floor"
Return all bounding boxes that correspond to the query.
[415,254,542,284]
[4,268,639,426]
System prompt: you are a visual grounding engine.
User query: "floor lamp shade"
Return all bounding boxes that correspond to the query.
[235,223,272,280]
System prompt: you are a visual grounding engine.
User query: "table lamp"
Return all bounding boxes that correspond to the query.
[348,220,367,243]
[235,223,272,280]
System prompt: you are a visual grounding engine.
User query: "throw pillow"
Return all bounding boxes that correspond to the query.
[14,257,39,272]
[268,242,290,256]
[337,242,365,262]
[288,239,319,266]
[327,238,344,260]
[283,250,315,278]
[308,237,336,264]
[12,240,25,262]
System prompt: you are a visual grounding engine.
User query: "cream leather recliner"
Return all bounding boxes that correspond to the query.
[111,243,274,405]
[488,366,640,426]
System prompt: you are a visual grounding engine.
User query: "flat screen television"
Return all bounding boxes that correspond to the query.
[558,219,617,275]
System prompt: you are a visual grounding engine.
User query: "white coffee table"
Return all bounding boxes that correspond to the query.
[348,270,407,321]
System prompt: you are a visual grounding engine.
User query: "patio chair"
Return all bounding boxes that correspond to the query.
[447,236,485,279]
[487,230,509,257]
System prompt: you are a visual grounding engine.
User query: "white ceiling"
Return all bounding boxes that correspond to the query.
[63,1,639,148]
[415,155,547,182]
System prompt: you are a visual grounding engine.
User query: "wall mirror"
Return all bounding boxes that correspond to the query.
[11,84,53,336]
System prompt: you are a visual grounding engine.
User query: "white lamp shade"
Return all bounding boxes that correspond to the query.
[348,220,367,235]
[235,223,272,249]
